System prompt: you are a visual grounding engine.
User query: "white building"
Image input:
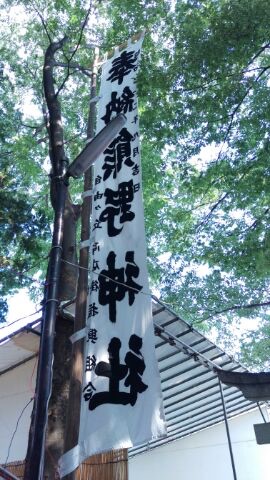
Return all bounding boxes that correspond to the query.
[129,408,270,480]
[1,299,269,479]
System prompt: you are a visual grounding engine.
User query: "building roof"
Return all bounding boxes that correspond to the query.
[0,298,263,456]
[129,297,262,456]
[0,319,41,376]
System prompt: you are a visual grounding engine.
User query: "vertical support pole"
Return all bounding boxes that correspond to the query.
[218,377,238,480]
[24,177,68,480]
[63,48,99,480]
[257,402,267,423]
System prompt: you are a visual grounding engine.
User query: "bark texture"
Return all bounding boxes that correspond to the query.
[42,38,80,478]
[44,315,73,479]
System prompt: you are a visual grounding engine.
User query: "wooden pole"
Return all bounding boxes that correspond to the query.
[63,48,99,480]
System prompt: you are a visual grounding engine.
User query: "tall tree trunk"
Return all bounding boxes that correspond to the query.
[42,37,80,478]
[44,315,73,480]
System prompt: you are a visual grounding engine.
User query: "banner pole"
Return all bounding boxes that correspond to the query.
[63,47,99,480]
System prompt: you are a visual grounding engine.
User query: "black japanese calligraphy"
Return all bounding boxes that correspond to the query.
[88,302,98,318]
[101,87,135,125]
[92,242,100,255]
[133,146,139,157]
[99,180,137,237]
[83,382,96,402]
[85,354,97,372]
[132,114,139,124]
[95,175,102,185]
[124,251,142,306]
[93,259,100,271]
[84,335,148,410]
[124,334,148,406]
[92,219,102,231]
[90,280,99,292]
[88,337,130,410]
[133,183,140,193]
[94,191,103,201]
[107,50,140,85]
[132,164,140,175]
[87,328,98,344]
[102,128,134,181]
[98,251,142,323]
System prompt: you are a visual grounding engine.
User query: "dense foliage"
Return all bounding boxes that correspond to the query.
[0,0,269,368]
[0,52,50,320]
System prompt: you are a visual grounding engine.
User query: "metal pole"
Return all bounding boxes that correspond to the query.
[257,402,267,423]
[218,377,238,480]
[24,175,68,480]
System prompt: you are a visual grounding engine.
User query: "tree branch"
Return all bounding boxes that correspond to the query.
[32,3,52,44]
[226,67,270,136]
[55,1,94,97]
[244,207,270,232]
[202,301,270,321]
[195,192,230,231]
[177,65,270,95]
[247,42,270,68]
[43,37,69,174]
[213,65,270,165]
[68,1,93,63]
[195,163,255,231]
[53,61,92,77]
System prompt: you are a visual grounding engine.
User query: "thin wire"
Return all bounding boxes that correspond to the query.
[61,259,180,310]
[4,397,34,466]
[62,258,89,271]
[0,255,175,307]
[0,258,183,335]
[0,308,43,330]
[61,258,152,297]
[29,355,38,397]
[0,257,178,333]
[93,270,152,297]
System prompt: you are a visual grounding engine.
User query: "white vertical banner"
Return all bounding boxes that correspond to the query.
[60,34,166,477]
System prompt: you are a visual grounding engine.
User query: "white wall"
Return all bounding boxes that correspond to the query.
[1,360,270,480]
[129,408,270,480]
[0,358,36,464]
